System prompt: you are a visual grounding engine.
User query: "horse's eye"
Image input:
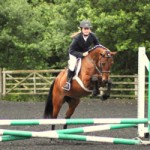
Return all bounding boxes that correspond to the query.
[100,54,105,57]
[101,63,105,66]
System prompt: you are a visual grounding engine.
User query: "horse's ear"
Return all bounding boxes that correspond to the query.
[110,52,117,56]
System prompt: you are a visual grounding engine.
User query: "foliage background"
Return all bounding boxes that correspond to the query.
[0,0,150,74]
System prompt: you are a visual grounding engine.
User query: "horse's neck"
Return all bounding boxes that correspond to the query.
[77,49,102,88]
[79,56,96,82]
[88,49,99,62]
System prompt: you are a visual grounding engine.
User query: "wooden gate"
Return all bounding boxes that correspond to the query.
[0,69,62,96]
[0,69,141,99]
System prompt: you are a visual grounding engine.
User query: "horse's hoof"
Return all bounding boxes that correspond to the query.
[100,94,110,101]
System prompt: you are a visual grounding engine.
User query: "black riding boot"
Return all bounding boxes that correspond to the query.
[63,69,74,91]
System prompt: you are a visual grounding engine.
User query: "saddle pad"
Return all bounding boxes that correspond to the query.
[74,58,81,77]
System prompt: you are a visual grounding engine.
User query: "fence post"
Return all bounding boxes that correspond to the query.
[33,72,36,94]
[0,68,2,99]
[134,74,138,98]
[137,47,148,137]
[2,68,6,96]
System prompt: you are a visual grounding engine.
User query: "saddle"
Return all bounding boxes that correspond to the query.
[73,58,82,77]
[73,58,93,92]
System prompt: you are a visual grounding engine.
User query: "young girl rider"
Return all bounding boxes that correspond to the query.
[63,20,100,91]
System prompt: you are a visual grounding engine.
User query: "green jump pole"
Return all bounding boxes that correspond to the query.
[0,135,29,142]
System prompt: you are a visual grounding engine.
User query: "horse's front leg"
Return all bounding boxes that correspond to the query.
[64,98,80,129]
[101,79,112,100]
[91,76,100,96]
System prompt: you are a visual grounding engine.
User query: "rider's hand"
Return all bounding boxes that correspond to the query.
[83,51,88,56]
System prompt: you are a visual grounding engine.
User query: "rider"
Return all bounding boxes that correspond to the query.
[63,20,100,91]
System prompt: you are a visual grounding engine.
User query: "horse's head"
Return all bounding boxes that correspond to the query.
[89,46,117,84]
[98,49,116,83]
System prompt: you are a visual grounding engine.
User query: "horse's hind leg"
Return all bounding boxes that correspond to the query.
[64,98,80,129]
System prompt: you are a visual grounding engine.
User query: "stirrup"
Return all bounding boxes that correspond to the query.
[62,82,71,91]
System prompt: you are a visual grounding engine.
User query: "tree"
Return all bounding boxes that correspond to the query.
[0,0,150,74]
[0,0,50,69]
[89,0,150,74]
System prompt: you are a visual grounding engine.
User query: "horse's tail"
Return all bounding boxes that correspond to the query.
[44,80,55,118]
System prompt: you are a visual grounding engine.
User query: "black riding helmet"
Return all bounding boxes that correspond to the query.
[80,20,92,28]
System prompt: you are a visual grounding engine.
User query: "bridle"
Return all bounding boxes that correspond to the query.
[94,50,112,75]
[87,45,113,76]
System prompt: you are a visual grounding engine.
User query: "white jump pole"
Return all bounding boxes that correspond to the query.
[138,47,149,137]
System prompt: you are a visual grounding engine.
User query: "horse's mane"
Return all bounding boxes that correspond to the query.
[88,45,107,52]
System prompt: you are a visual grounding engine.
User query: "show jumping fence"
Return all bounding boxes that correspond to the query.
[0,70,148,99]
[0,47,150,145]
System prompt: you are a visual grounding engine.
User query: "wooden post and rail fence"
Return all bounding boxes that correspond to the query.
[0,69,148,99]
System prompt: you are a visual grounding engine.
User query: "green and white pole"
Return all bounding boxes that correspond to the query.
[0,135,141,145]
[52,134,142,145]
[0,118,148,126]
[0,124,136,142]
[0,129,142,145]
[0,135,28,142]
[48,124,136,134]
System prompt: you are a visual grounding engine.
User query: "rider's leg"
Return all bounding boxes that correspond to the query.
[63,69,74,91]
[63,54,77,91]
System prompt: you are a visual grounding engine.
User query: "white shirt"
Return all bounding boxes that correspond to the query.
[83,35,89,41]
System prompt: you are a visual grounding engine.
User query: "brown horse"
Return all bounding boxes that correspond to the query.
[44,45,116,130]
